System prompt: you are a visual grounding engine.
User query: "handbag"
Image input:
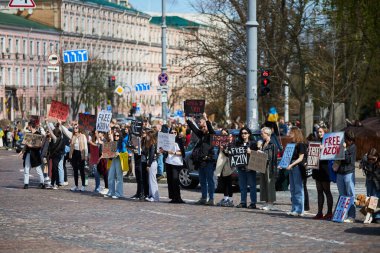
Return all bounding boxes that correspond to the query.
[119,152,130,172]
[215,152,227,177]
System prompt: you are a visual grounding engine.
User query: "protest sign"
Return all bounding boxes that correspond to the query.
[247,151,268,173]
[47,100,69,122]
[22,133,43,148]
[96,110,112,132]
[184,100,205,117]
[102,141,117,158]
[131,120,143,135]
[307,142,321,169]
[157,132,176,151]
[29,115,40,126]
[332,196,354,223]
[229,147,248,167]
[89,145,100,166]
[130,135,141,155]
[278,143,296,169]
[79,113,96,132]
[211,135,233,147]
[320,132,345,160]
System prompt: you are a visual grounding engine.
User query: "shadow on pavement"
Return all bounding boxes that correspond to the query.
[344,226,380,236]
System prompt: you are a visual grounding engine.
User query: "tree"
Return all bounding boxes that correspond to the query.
[59,58,109,120]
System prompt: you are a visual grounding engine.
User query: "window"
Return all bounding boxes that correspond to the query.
[36,41,40,56]
[43,68,47,86]
[37,68,40,86]
[15,68,20,86]
[55,43,59,53]
[23,39,27,55]
[30,97,33,111]
[29,40,34,55]
[43,42,47,56]
[50,43,53,53]
[15,39,19,53]
[8,68,12,85]
[8,38,12,53]
[0,37,4,52]
[0,67,4,85]
[29,68,34,87]
[22,68,26,87]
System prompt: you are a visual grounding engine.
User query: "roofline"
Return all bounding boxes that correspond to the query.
[0,24,61,35]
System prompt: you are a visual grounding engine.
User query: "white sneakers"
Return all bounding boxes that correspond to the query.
[261,204,274,211]
[80,186,86,192]
[70,186,79,192]
[63,182,69,186]
[287,211,304,217]
[100,188,109,195]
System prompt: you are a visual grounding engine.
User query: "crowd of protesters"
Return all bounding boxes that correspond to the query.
[3,111,379,224]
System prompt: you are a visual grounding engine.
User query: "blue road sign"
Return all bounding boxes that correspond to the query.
[63,49,88,64]
[135,83,151,92]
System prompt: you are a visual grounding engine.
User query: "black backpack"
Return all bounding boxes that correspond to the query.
[191,137,212,163]
[299,143,312,179]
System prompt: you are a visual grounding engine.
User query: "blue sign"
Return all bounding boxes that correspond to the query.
[135,83,151,92]
[278,143,296,169]
[332,196,354,223]
[63,49,88,64]
[106,105,112,112]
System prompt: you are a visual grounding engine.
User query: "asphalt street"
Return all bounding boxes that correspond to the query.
[0,149,379,253]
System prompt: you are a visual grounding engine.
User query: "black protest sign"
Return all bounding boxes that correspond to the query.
[229,146,248,167]
[307,142,321,169]
[78,113,96,132]
[184,100,205,117]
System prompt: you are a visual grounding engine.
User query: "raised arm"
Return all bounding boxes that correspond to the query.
[186,119,202,138]
[60,124,73,139]
[47,122,57,142]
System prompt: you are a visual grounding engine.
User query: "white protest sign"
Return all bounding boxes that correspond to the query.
[96,110,112,132]
[320,132,345,160]
[278,143,296,169]
[157,132,176,151]
[307,142,321,169]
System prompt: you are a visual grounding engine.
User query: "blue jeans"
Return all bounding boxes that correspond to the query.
[107,157,124,197]
[92,164,100,191]
[157,153,164,176]
[198,161,215,200]
[238,168,257,204]
[289,166,304,214]
[58,153,64,185]
[336,173,356,219]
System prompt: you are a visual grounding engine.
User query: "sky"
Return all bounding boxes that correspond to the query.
[129,0,198,14]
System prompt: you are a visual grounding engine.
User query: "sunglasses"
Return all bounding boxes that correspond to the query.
[171,131,177,134]
[241,132,249,135]
[114,135,120,137]
[73,126,79,129]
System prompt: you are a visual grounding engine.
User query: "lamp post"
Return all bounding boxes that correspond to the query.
[161,0,168,123]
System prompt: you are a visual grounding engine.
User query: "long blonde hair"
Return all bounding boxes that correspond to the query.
[289,127,305,143]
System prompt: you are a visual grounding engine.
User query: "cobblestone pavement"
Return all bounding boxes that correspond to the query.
[0,149,379,253]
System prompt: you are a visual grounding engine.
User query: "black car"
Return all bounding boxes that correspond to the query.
[179,129,263,191]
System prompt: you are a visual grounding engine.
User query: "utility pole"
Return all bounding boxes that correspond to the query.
[161,0,168,123]
[246,0,259,130]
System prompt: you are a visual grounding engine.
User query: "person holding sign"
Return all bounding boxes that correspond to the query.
[164,129,186,204]
[143,130,160,202]
[60,122,88,192]
[47,122,66,190]
[259,127,278,211]
[334,130,357,223]
[19,122,45,189]
[286,127,307,216]
[312,127,334,220]
[235,127,257,209]
[104,129,129,199]
[186,112,216,206]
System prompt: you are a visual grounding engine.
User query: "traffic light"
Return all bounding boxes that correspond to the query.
[129,102,137,116]
[108,76,116,88]
[260,69,271,96]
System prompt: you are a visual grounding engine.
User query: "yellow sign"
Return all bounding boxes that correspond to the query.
[115,85,124,96]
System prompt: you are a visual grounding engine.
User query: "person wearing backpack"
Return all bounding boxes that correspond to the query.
[186,112,216,205]
[47,122,66,189]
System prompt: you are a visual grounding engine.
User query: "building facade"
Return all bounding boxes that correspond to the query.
[0,0,204,120]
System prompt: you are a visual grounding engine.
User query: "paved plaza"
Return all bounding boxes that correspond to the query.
[0,150,378,252]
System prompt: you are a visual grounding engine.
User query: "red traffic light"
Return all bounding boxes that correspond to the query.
[262,70,270,77]
[111,76,116,81]
[263,78,269,86]
[132,102,137,107]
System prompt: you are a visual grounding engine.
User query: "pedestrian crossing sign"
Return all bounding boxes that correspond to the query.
[8,0,36,8]
[115,85,124,96]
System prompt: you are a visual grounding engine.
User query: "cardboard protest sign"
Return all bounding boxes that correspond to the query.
[278,143,296,169]
[29,115,40,126]
[102,141,117,158]
[22,133,43,148]
[130,135,141,155]
[211,135,233,147]
[96,110,112,132]
[184,100,205,117]
[229,146,248,167]
[157,132,176,151]
[247,151,268,173]
[307,142,321,169]
[332,196,354,223]
[131,120,143,135]
[320,132,345,160]
[79,113,96,132]
[47,100,69,122]
[89,145,100,166]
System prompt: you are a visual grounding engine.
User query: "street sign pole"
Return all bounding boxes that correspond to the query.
[246,0,259,130]
[161,0,168,123]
